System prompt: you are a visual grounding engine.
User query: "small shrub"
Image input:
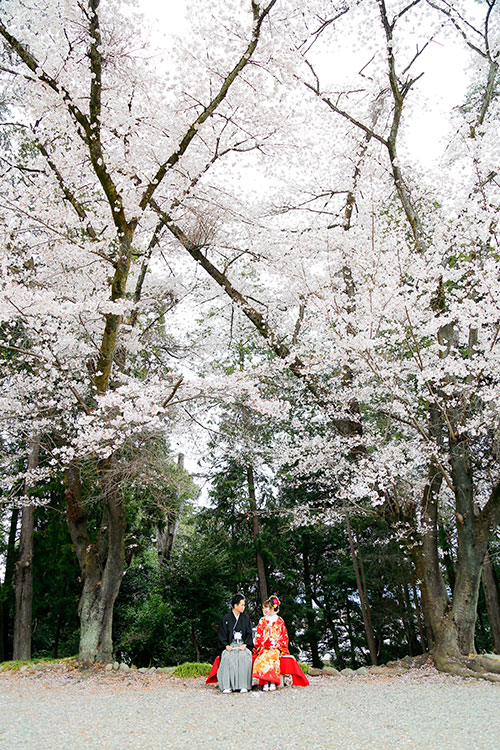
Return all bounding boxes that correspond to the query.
[172,662,212,678]
[298,661,309,674]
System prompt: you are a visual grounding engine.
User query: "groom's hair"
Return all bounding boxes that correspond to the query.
[231,593,245,607]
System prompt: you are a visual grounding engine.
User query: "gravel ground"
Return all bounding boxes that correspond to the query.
[1,665,499,750]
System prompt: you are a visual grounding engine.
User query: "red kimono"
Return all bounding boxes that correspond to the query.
[252,615,289,685]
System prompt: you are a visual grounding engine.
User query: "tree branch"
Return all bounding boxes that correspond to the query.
[35,142,98,241]
[150,200,364,438]
[138,0,278,212]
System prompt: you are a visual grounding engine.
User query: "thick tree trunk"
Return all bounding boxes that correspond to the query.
[64,459,126,665]
[410,444,450,651]
[13,436,40,660]
[345,513,377,664]
[0,508,19,661]
[13,504,34,660]
[246,465,268,604]
[482,547,500,653]
[447,438,487,655]
[430,441,500,675]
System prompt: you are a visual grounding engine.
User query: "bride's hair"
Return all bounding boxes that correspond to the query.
[263,594,280,613]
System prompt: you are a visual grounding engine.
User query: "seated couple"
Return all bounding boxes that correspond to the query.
[217,592,289,693]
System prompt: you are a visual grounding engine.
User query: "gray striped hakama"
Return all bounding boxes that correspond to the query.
[217,641,252,692]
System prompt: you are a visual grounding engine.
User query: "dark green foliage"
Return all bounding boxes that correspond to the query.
[3,443,499,668]
[30,479,81,659]
[113,523,233,666]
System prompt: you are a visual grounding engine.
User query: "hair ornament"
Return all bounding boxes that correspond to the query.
[272,596,280,608]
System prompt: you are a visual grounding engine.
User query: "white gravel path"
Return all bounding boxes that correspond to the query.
[1,666,499,749]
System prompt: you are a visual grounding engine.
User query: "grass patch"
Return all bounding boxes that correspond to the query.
[298,661,309,674]
[172,662,212,678]
[0,656,76,672]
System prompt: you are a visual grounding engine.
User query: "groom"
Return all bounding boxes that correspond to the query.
[216,593,254,693]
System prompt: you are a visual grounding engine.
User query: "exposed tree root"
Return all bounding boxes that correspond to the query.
[433,651,500,682]
[388,651,500,682]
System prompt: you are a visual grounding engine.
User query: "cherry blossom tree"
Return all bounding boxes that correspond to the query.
[163,0,500,677]
[0,0,278,664]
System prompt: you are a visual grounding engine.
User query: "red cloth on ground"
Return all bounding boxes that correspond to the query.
[206,654,309,687]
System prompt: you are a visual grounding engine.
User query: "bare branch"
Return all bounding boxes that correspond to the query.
[298,7,350,56]
[35,141,98,241]
[425,0,487,58]
[303,79,388,147]
[150,199,365,440]
[394,0,424,25]
[163,377,184,408]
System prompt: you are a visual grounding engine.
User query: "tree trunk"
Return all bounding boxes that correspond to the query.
[13,436,40,660]
[399,581,420,655]
[0,508,19,661]
[410,446,450,651]
[431,440,500,673]
[13,504,34,660]
[157,453,186,565]
[482,547,500,653]
[438,523,456,594]
[344,592,357,669]
[345,513,377,664]
[310,593,344,666]
[354,526,377,659]
[64,459,126,665]
[410,566,428,651]
[246,465,268,604]
[301,534,322,668]
[447,438,486,654]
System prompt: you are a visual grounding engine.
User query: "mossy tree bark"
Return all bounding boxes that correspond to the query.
[412,434,500,676]
[64,459,125,665]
